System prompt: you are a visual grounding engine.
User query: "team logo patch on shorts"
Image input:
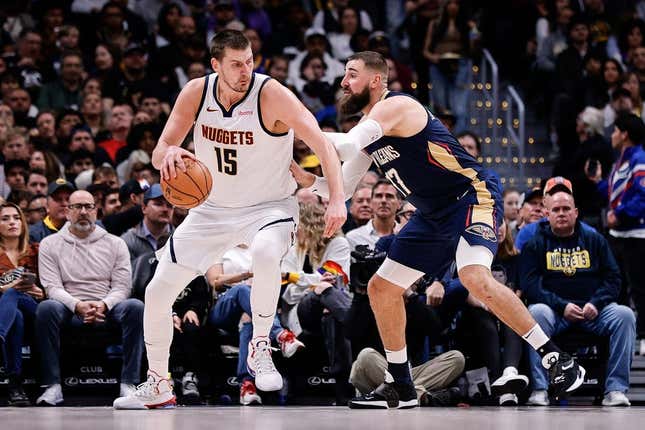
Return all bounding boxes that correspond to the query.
[465,223,497,242]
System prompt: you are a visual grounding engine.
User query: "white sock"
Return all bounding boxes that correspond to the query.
[250,224,291,340]
[384,346,408,364]
[522,323,550,351]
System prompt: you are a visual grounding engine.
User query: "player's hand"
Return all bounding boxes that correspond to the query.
[322,198,347,238]
[161,146,196,181]
[564,303,585,322]
[183,310,200,327]
[289,161,316,188]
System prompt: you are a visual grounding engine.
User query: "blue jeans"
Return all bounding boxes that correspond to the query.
[208,284,283,381]
[35,298,144,385]
[528,302,635,393]
[0,289,38,376]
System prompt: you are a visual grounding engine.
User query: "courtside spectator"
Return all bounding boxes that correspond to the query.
[521,190,634,406]
[346,180,400,251]
[121,184,173,262]
[35,190,142,406]
[0,202,42,406]
[29,179,75,243]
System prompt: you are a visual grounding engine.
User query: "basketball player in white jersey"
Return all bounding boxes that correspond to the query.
[114,30,346,409]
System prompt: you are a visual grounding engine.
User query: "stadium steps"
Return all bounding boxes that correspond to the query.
[468,81,553,189]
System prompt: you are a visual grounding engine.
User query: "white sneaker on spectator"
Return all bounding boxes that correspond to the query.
[499,393,518,406]
[36,384,63,406]
[602,391,631,406]
[491,366,529,397]
[120,383,136,398]
[527,390,549,406]
[113,371,176,409]
[247,337,283,391]
[240,380,262,405]
[277,329,305,358]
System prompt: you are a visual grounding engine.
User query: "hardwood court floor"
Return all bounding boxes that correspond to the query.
[4,406,644,430]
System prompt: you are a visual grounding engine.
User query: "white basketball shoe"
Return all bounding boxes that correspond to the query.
[247,337,283,391]
[113,371,176,410]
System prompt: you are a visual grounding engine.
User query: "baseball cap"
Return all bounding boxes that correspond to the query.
[519,187,542,206]
[543,176,573,196]
[368,31,389,43]
[305,27,327,40]
[124,43,146,57]
[143,183,165,203]
[47,178,76,196]
[119,179,146,203]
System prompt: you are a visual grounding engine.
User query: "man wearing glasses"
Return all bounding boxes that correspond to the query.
[26,194,48,225]
[29,179,75,243]
[35,189,143,406]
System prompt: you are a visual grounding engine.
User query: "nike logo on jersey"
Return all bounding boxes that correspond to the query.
[206,106,219,112]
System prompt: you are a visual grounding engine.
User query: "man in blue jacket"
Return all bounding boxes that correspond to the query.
[520,189,635,407]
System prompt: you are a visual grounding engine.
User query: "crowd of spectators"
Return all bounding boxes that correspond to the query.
[0,0,643,409]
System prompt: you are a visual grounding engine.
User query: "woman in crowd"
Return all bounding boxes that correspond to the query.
[0,203,43,406]
[502,188,521,234]
[422,0,474,131]
[282,202,352,404]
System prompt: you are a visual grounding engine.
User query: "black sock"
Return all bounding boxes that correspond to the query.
[387,361,413,385]
[536,339,562,358]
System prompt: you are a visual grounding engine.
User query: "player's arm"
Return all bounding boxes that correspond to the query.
[261,80,346,236]
[331,97,408,160]
[290,150,373,200]
[152,78,203,180]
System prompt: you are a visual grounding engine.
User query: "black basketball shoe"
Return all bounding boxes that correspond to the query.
[545,352,586,398]
[349,381,418,409]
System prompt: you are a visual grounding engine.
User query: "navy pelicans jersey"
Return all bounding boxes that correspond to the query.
[193,72,297,208]
[363,91,502,220]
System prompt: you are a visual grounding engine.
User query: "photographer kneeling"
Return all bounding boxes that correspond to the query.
[346,241,465,406]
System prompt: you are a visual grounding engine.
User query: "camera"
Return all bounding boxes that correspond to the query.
[349,245,386,293]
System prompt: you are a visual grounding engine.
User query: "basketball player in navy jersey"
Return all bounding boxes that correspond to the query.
[291,51,585,409]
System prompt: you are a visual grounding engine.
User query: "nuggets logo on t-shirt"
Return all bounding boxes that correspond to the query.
[546,247,591,276]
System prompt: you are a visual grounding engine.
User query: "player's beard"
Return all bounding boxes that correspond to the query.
[222,74,250,93]
[339,86,370,115]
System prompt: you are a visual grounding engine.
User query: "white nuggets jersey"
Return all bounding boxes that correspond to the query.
[193,72,297,208]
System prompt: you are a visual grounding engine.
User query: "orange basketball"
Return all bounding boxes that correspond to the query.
[161,157,212,209]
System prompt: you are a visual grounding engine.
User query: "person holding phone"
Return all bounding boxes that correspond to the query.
[0,202,42,406]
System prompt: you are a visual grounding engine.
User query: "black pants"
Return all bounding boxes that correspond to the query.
[171,320,203,375]
[461,307,523,380]
[610,236,645,337]
[297,288,352,378]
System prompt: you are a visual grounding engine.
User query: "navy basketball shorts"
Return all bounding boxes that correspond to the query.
[376,196,504,288]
